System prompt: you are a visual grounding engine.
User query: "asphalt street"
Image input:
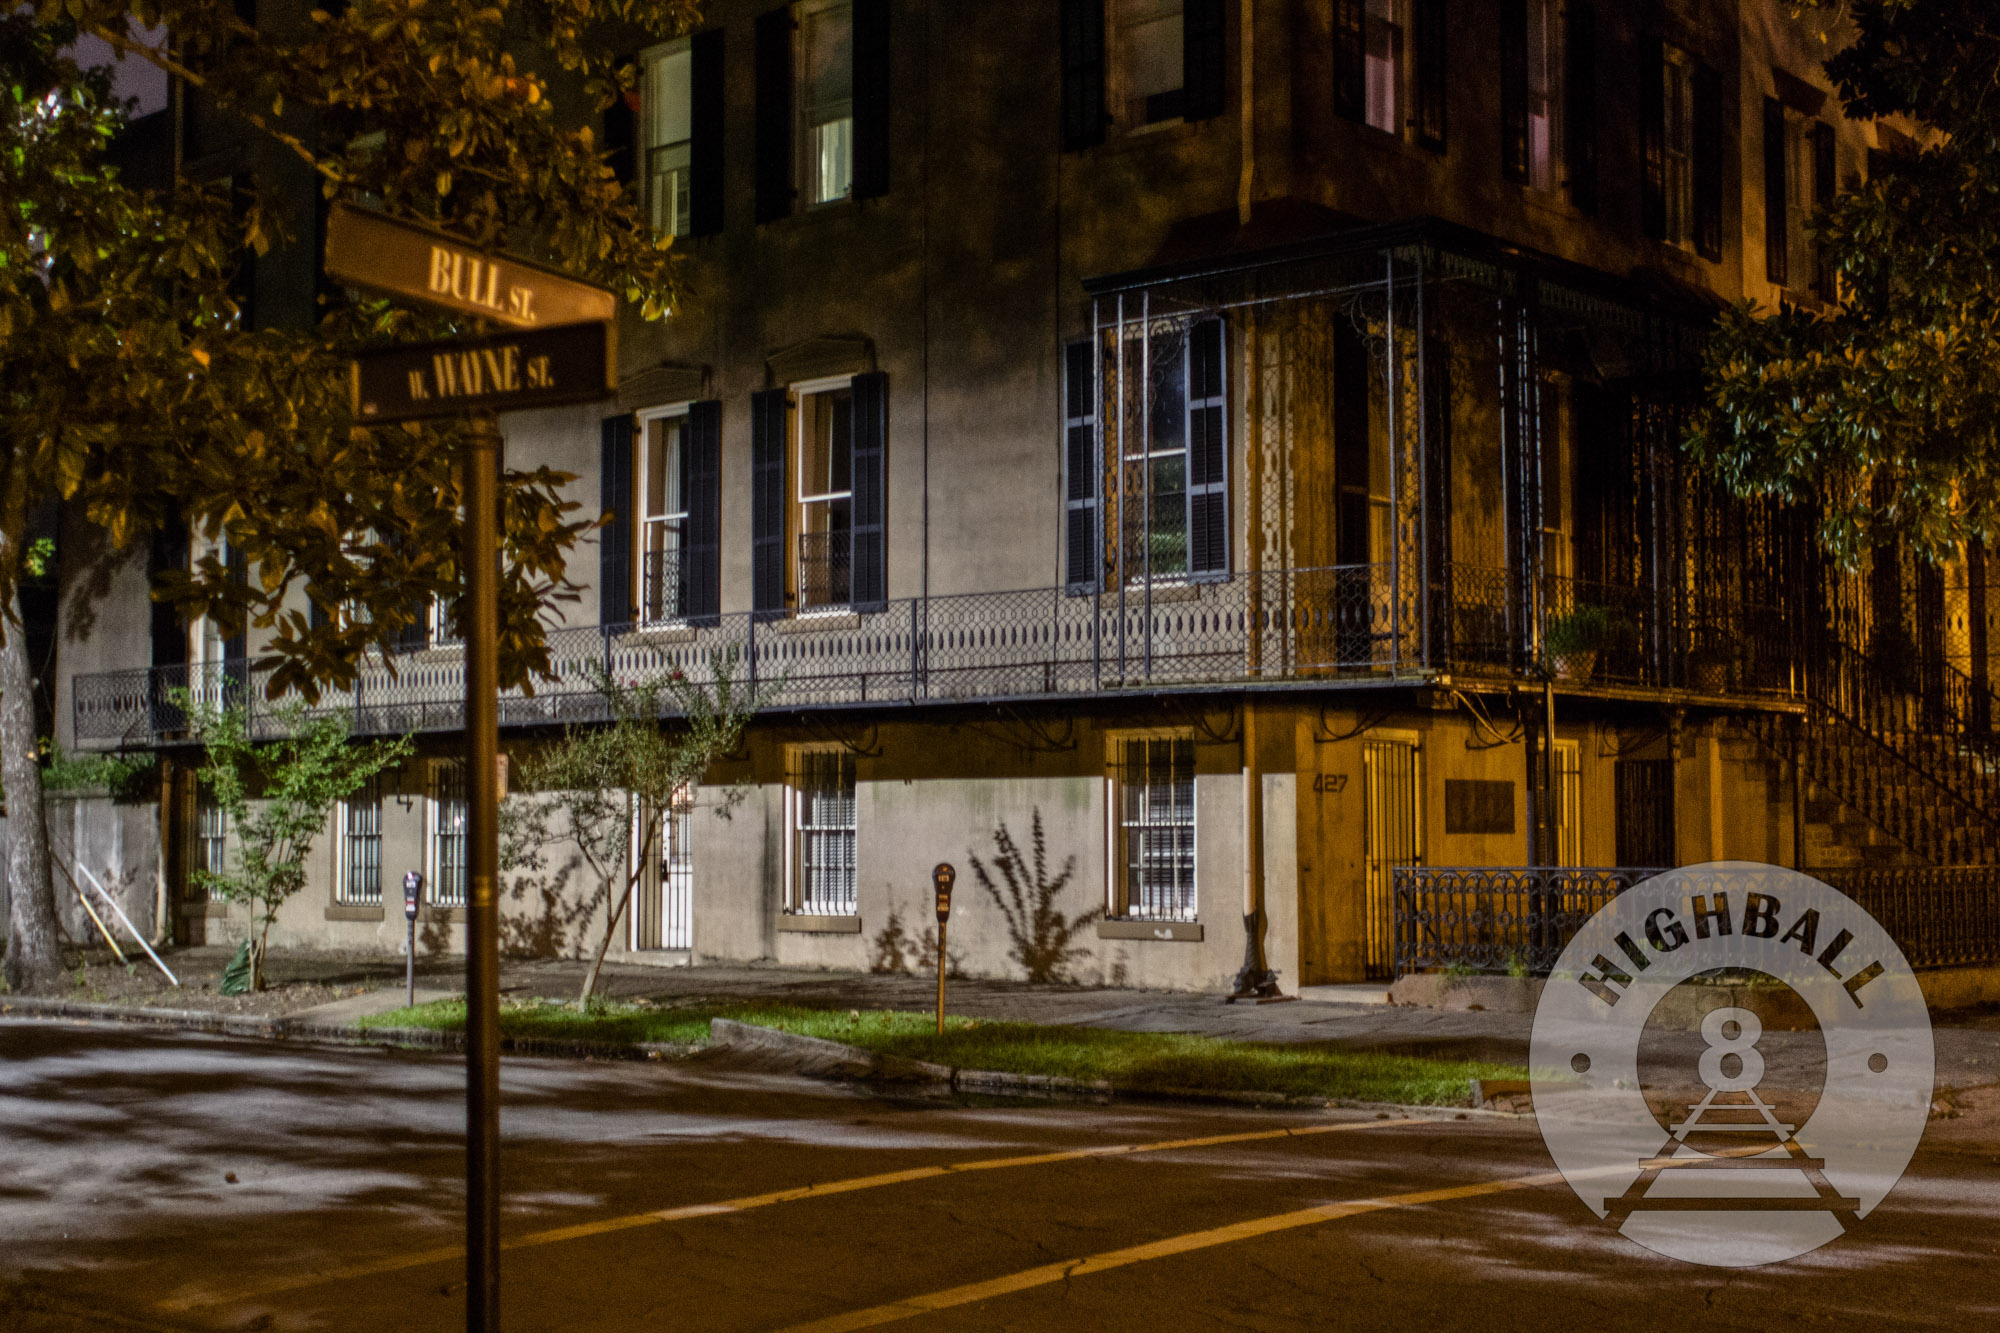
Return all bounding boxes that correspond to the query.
[1,1017,1995,1332]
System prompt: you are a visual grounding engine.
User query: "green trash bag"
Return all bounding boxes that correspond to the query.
[220,939,252,996]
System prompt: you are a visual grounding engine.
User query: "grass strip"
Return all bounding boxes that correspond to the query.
[359,999,1523,1106]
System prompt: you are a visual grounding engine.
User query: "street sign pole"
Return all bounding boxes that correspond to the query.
[463,409,502,1331]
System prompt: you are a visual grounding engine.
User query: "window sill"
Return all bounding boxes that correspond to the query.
[325,904,385,922]
[778,913,862,934]
[619,624,699,648]
[1118,580,1209,604]
[1097,919,1203,942]
[774,611,861,634]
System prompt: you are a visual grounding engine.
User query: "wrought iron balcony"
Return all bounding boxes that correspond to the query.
[70,561,1804,748]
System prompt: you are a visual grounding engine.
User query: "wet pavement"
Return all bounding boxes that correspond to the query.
[2,1017,1996,1331]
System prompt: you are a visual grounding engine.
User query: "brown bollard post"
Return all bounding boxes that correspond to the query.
[932,863,956,1035]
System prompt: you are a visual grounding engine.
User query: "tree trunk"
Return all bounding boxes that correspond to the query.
[0,576,63,993]
[576,868,642,1005]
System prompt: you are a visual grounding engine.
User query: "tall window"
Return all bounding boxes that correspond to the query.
[191,790,227,900]
[1119,0,1184,124]
[1363,0,1401,134]
[1115,318,1228,583]
[796,378,854,609]
[1552,739,1582,867]
[1539,378,1574,587]
[638,407,689,624]
[642,41,692,237]
[1661,46,1695,246]
[428,762,467,910]
[1522,0,1560,191]
[1111,736,1196,922]
[789,749,857,915]
[799,0,854,204]
[189,533,231,669]
[336,776,384,906]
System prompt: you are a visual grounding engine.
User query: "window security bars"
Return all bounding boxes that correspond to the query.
[634,791,695,950]
[793,750,857,916]
[190,794,227,902]
[1363,737,1420,979]
[430,762,468,909]
[1114,737,1196,922]
[338,777,384,906]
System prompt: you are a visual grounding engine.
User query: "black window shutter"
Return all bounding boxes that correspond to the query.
[1182,0,1226,123]
[605,62,639,189]
[1812,121,1837,298]
[1063,342,1099,591]
[751,388,789,616]
[1692,62,1724,260]
[1565,3,1596,211]
[1763,97,1788,286]
[754,8,794,224]
[1059,0,1106,151]
[1333,323,1370,566]
[1413,0,1446,152]
[849,372,888,609]
[689,29,726,236]
[1499,0,1528,181]
[150,519,189,669]
[852,0,891,197]
[683,400,723,624]
[600,413,634,629]
[1333,0,1364,123]
[224,543,247,661]
[1640,37,1666,240]
[1186,321,1228,576]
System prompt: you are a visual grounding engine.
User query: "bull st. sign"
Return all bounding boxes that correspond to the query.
[324,202,617,329]
[350,321,613,423]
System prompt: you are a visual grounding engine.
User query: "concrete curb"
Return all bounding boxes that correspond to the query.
[706,1018,1526,1119]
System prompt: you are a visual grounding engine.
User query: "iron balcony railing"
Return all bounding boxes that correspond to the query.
[1394,864,2000,975]
[797,530,852,611]
[638,547,683,627]
[73,561,1801,747]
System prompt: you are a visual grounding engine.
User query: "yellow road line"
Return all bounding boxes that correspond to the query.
[776,1169,1571,1333]
[158,1116,1428,1312]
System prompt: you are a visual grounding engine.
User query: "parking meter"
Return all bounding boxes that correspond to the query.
[403,871,425,1006]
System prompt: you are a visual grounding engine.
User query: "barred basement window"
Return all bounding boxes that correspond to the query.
[1111,735,1197,922]
[336,776,384,906]
[191,791,227,901]
[789,748,857,915]
[428,762,467,909]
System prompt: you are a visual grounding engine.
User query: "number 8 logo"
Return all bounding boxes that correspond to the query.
[1697,1006,1766,1093]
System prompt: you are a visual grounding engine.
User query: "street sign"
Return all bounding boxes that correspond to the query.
[351,321,614,423]
[324,202,617,329]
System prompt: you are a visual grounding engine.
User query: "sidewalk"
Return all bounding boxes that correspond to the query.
[16,946,2000,1095]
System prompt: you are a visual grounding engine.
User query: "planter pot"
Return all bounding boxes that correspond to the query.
[1690,659,1730,693]
[1553,649,1598,683]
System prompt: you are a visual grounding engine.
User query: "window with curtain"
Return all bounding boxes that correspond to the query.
[642,41,693,236]
[799,0,854,204]
[638,408,689,624]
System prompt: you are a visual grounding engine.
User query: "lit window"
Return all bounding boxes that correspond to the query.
[788,749,856,915]
[638,407,689,624]
[1363,0,1401,135]
[1523,0,1560,191]
[1552,739,1582,867]
[1120,0,1184,124]
[795,378,854,609]
[1661,46,1695,246]
[336,775,384,907]
[1111,736,1196,922]
[642,41,693,236]
[1115,319,1228,582]
[428,762,467,910]
[799,0,854,204]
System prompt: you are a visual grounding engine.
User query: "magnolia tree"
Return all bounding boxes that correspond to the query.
[183,696,414,991]
[503,658,761,1003]
[2,1,696,991]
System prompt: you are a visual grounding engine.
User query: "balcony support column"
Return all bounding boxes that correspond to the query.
[1229,696,1284,1000]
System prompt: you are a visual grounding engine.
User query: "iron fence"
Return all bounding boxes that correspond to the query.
[1395,864,2000,975]
[1393,866,1668,976]
[72,559,1803,747]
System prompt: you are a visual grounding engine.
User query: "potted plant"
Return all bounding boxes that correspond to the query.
[1688,639,1734,694]
[1544,604,1612,682]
